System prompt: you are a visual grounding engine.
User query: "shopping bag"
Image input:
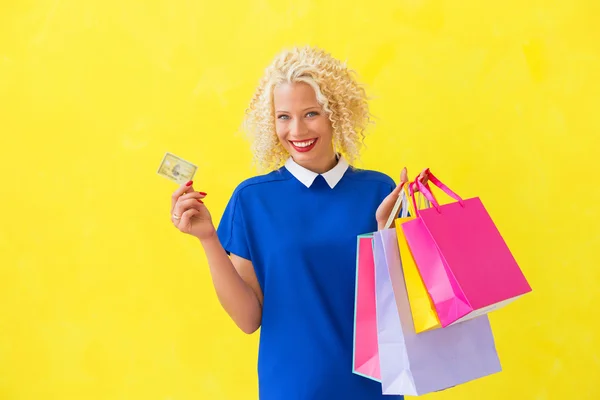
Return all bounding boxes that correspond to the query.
[373,228,502,396]
[352,233,381,381]
[352,181,414,382]
[400,170,532,327]
[394,185,442,333]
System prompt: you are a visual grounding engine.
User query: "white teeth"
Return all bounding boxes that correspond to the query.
[292,140,315,148]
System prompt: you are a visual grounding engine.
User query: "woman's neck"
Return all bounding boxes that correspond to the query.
[295,153,338,174]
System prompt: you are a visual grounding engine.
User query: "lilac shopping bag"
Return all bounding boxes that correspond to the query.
[400,170,532,327]
[373,228,502,396]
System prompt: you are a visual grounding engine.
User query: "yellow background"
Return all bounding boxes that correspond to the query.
[1,0,598,399]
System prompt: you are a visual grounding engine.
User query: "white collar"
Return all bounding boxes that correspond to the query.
[284,155,349,189]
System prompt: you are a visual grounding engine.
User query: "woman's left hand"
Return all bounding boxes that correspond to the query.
[375,168,429,229]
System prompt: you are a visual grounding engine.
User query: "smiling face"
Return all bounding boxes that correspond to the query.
[273,82,337,173]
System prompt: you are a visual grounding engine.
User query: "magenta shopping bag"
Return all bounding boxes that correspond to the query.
[352,234,381,381]
[400,170,532,327]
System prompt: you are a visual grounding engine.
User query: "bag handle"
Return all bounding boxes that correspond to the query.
[400,185,411,219]
[414,168,465,214]
[384,181,408,230]
[410,183,433,214]
[408,177,422,217]
[384,180,433,229]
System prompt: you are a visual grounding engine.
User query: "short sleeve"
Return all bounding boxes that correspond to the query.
[216,189,252,261]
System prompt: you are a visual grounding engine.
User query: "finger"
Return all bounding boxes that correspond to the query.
[171,180,195,212]
[173,192,207,218]
[391,168,409,197]
[400,167,408,184]
[173,198,205,219]
[177,191,207,204]
[179,209,200,232]
[418,168,430,184]
[175,193,206,214]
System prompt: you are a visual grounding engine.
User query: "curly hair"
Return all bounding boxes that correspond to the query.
[242,46,373,172]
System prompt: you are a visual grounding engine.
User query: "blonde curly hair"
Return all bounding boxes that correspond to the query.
[242,46,373,172]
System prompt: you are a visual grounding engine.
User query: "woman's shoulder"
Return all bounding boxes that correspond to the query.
[345,166,396,188]
[230,167,291,197]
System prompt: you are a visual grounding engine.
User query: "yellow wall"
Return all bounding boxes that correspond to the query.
[1,1,598,399]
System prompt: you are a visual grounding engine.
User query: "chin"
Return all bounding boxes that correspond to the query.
[292,151,322,163]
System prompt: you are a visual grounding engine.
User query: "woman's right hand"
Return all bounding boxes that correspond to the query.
[171,181,215,240]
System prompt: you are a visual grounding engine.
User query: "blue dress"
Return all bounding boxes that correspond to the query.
[217,162,403,400]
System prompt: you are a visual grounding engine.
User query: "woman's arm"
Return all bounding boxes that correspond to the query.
[200,231,263,334]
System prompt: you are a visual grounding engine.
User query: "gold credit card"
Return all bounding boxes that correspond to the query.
[157,152,198,184]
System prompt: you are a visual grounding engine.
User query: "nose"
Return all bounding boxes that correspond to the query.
[290,117,309,137]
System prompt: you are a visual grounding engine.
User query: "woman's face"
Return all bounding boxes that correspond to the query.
[273,82,336,173]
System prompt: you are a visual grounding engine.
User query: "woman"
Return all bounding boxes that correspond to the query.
[170,46,425,399]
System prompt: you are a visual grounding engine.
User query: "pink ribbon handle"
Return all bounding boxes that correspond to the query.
[415,169,465,214]
[408,178,421,217]
[408,174,439,217]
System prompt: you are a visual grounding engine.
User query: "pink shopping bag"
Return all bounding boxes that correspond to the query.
[400,170,532,327]
[352,234,381,381]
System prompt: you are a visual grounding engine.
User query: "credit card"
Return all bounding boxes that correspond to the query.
[157,152,198,184]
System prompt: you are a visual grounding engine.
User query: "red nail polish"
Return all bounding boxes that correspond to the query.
[186,180,193,186]
[198,192,207,196]
[197,199,204,203]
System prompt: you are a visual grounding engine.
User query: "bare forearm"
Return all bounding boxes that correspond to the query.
[199,231,262,333]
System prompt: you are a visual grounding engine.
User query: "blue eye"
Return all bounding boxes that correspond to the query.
[306,111,319,117]
[277,115,290,120]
